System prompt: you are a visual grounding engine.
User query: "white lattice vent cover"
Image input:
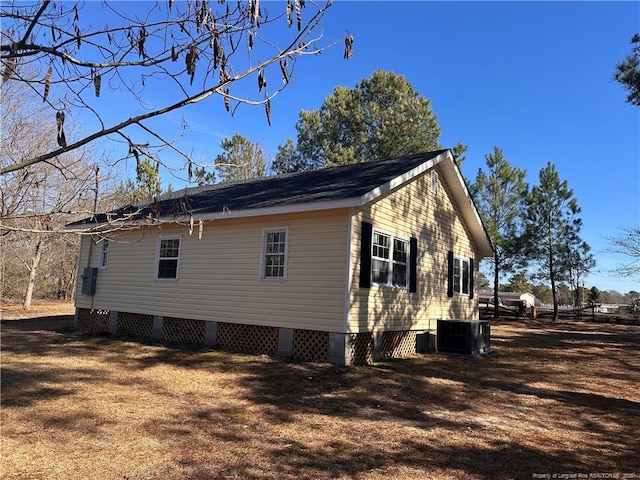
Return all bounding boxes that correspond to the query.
[350,333,373,365]
[292,330,329,362]
[381,330,417,358]
[217,322,278,354]
[77,308,110,334]
[162,317,205,345]
[116,312,153,339]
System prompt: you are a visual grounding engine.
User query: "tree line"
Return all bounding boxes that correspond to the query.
[479,272,640,310]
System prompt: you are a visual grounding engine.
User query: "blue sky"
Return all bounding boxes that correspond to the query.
[81,1,639,293]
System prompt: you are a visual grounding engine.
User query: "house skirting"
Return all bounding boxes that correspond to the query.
[75,308,433,366]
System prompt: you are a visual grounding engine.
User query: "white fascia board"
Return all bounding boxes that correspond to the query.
[438,154,494,258]
[65,221,139,232]
[358,151,449,205]
[154,197,362,224]
[65,198,360,231]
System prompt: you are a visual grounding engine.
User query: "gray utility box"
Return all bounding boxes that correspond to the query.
[81,267,98,295]
[436,319,491,356]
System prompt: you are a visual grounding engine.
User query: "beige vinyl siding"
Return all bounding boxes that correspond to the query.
[76,235,93,276]
[75,209,350,332]
[349,166,479,333]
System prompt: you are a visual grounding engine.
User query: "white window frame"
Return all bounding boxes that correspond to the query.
[392,237,409,288]
[261,227,289,280]
[155,235,182,281]
[430,170,439,194]
[372,229,409,289]
[453,255,470,295]
[98,237,110,269]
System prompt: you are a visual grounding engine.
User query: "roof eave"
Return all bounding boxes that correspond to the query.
[65,197,363,231]
[65,150,494,258]
[438,151,494,258]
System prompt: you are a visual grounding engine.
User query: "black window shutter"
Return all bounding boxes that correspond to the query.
[409,237,418,293]
[359,222,373,288]
[447,251,454,297]
[469,257,475,299]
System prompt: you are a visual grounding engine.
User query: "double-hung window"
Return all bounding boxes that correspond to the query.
[453,256,470,295]
[372,232,390,284]
[262,228,288,279]
[372,230,409,288]
[98,238,110,269]
[392,238,408,287]
[156,236,181,280]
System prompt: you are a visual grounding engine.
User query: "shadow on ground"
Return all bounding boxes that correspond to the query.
[2,315,639,479]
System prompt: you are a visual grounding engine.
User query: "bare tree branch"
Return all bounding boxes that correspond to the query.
[1,0,346,176]
[606,227,640,277]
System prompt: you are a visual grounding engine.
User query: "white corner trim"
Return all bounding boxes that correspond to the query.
[342,210,355,333]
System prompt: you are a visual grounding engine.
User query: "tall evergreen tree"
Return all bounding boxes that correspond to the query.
[523,162,587,321]
[564,238,595,309]
[503,274,534,293]
[214,134,265,183]
[614,34,640,106]
[193,167,216,187]
[451,142,469,168]
[106,157,161,206]
[471,146,528,318]
[135,157,162,200]
[273,70,444,173]
[587,286,601,320]
[272,138,310,173]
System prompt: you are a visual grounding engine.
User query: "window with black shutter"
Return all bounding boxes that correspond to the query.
[448,251,473,297]
[360,222,414,290]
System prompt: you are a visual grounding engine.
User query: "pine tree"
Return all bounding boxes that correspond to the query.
[523,162,588,321]
[274,70,445,173]
[614,34,640,106]
[214,134,265,183]
[471,146,528,318]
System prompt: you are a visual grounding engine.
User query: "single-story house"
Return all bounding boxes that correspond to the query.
[67,149,493,365]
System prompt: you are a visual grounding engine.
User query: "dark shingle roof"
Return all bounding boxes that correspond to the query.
[69,150,447,227]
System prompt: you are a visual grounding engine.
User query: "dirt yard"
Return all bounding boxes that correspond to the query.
[1,302,639,479]
[1,299,75,319]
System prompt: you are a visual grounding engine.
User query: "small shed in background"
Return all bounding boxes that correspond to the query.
[479,290,538,309]
[498,292,537,308]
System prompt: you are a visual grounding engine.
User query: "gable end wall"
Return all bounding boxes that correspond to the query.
[349,166,479,333]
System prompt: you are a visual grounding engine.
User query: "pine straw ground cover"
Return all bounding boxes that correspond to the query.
[1,303,639,480]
